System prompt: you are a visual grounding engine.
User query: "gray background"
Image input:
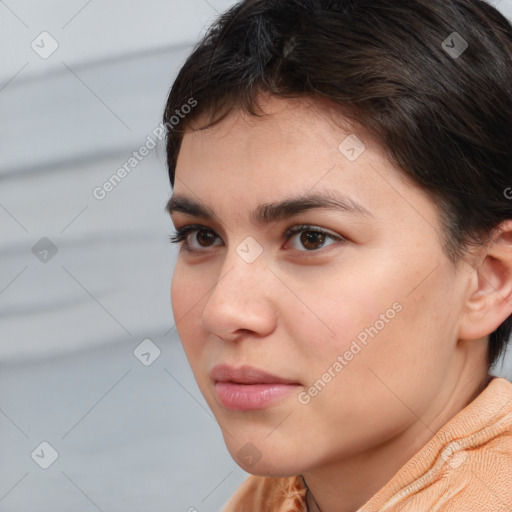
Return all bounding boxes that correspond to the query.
[1,1,512,511]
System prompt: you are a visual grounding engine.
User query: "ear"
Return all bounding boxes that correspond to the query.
[459,220,512,340]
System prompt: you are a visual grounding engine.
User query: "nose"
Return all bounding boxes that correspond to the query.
[200,251,277,343]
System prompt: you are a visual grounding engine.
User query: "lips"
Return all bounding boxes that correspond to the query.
[211,364,301,411]
[211,364,299,385]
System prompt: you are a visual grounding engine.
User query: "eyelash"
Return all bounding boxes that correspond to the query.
[168,224,346,254]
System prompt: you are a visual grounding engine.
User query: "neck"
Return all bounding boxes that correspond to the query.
[301,371,490,512]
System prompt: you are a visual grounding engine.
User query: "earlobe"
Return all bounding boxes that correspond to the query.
[459,220,512,340]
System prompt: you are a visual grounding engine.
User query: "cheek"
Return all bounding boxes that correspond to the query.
[170,266,185,321]
[288,257,439,387]
[171,261,204,319]
[285,270,387,360]
[170,263,203,350]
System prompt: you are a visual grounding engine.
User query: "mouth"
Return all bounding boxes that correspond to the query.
[211,364,302,411]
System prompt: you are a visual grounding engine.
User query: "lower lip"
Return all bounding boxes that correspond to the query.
[215,382,301,411]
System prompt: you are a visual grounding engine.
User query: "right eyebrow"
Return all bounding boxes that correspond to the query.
[166,194,217,220]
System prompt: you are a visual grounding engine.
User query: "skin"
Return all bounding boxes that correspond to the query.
[168,95,512,512]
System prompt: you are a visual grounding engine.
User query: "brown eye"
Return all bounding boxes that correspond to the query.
[300,231,326,250]
[171,226,223,251]
[195,229,217,247]
[285,225,344,252]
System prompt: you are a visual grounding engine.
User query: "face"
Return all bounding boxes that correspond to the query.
[168,96,472,477]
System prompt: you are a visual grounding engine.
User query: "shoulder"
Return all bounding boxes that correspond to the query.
[222,475,307,512]
[361,377,512,512]
[418,377,512,511]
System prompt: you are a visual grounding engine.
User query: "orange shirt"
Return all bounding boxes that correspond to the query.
[222,376,512,511]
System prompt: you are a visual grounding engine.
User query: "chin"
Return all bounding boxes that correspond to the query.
[236,460,302,479]
[224,438,306,477]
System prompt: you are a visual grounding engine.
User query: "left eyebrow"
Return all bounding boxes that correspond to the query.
[165,190,374,225]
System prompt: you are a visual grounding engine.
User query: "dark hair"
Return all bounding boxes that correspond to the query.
[163,0,512,368]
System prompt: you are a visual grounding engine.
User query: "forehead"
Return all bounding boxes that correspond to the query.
[183,95,377,164]
[173,96,440,236]
[179,97,400,193]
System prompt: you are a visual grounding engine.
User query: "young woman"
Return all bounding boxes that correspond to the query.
[163,1,512,510]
